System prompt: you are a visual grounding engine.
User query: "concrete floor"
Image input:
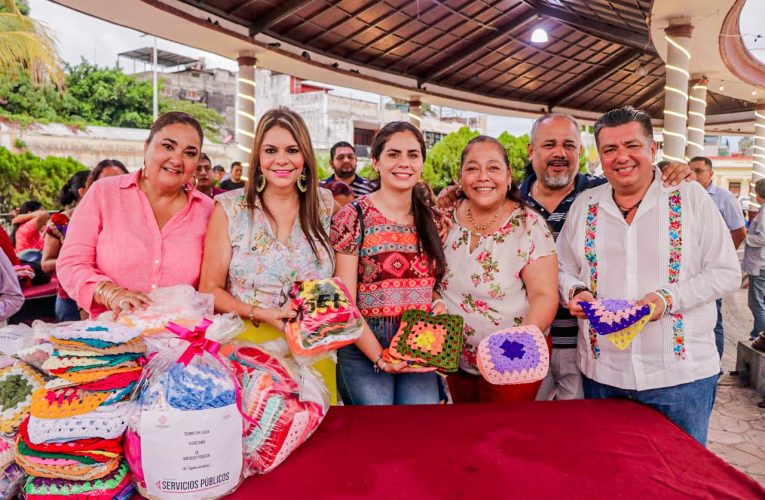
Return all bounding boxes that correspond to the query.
[709,287,765,485]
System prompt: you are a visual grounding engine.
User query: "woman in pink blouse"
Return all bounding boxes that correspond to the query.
[58,112,214,317]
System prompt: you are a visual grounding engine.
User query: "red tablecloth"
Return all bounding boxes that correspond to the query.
[227,399,763,499]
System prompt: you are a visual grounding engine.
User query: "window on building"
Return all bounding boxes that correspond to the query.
[354,128,376,147]
[728,181,742,197]
[185,89,200,100]
[424,131,445,148]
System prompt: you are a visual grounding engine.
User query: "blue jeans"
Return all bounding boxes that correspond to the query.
[337,317,440,406]
[714,299,724,358]
[583,374,718,445]
[748,273,765,340]
[55,296,80,322]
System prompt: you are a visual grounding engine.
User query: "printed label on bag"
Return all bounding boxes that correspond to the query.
[141,405,243,499]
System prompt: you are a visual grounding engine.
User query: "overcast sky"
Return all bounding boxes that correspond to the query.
[27,0,765,138]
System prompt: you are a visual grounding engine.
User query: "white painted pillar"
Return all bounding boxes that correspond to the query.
[751,102,765,213]
[408,99,423,131]
[685,77,708,160]
[662,21,693,163]
[236,53,257,168]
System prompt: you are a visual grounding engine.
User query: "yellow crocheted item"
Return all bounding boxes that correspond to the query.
[605,303,655,350]
[30,387,111,419]
[0,363,45,435]
[42,356,111,372]
[56,366,142,385]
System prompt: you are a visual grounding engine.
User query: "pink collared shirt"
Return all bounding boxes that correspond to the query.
[58,171,213,316]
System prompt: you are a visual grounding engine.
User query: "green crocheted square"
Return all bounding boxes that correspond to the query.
[388,310,463,372]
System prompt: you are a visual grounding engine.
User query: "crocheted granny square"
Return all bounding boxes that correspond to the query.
[580,299,656,350]
[50,322,142,344]
[286,278,363,357]
[0,362,45,435]
[30,386,125,419]
[477,326,549,385]
[139,363,236,411]
[16,449,120,481]
[27,401,136,445]
[45,370,142,393]
[23,460,130,498]
[387,310,463,372]
[17,418,123,459]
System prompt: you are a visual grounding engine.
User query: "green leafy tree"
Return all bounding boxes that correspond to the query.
[159,97,225,142]
[423,127,531,191]
[0,0,29,15]
[0,67,64,121]
[0,146,86,212]
[423,126,479,191]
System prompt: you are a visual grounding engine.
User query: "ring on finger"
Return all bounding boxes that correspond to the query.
[118,299,131,309]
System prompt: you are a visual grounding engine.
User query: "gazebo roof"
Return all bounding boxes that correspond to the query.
[53,0,763,130]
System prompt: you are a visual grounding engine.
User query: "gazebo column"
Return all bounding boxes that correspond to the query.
[408,99,423,130]
[236,53,257,168]
[751,102,765,214]
[662,21,693,163]
[685,77,708,160]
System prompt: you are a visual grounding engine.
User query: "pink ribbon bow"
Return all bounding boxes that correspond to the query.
[165,319,258,427]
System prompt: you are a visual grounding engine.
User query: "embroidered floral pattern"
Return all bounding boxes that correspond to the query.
[667,190,685,359]
[654,287,674,314]
[584,203,600,358]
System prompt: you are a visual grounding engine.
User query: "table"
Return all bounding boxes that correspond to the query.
[229,400,764,499]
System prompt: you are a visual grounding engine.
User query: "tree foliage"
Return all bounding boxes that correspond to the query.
[0,146,86,212]
[0,0,63,86]
[423,126,530,192]
[0,60,226,139]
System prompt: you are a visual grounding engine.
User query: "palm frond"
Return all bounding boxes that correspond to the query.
[0,0,64,87]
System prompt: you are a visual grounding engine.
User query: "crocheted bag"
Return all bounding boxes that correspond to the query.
[0,361,45,435]
[579,299,656,350]
[229,344,329,476]
[285,278,363,358]
[477,326,549,385]
[125,314,246,499]
[386,310,464,372]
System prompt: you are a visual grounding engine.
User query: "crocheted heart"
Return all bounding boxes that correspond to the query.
[27,401,136,445]
[50,322,142,343]
[477,326,550,385]
[580,299,655,350]
[387,310,464,372]
[285,278,363,356]
[23,460,131,499]
[0,362,45,435]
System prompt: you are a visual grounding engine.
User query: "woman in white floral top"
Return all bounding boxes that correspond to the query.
[441,136,559,403]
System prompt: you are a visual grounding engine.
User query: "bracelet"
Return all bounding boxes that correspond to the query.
[373,352,385,373]
[569,285,592,301]
[431,299,446,310]
[247,306,260,327]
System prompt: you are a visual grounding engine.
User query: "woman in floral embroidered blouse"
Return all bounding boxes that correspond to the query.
[331,121,447,406]
[441,136,558,403]
[199,107,338,402]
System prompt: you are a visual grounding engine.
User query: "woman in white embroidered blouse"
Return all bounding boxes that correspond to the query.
[440,136,559,403]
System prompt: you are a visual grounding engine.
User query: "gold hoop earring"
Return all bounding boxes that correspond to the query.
[256,174,266,193]
[142,165,148,179]
[297,173,308,193]
[192,176,199,189]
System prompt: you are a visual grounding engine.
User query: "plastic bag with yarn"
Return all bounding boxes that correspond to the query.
[228,341,330,476]
[125,313,247,499]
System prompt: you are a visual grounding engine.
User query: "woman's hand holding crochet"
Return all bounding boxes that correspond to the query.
[109,288,152,319]
[257,307,297,332]
[382,357,437,374]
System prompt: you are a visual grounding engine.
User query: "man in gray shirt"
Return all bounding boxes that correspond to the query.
[690,156,746,357]
[744,179,765,344]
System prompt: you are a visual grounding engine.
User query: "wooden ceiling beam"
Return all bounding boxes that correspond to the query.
[548,48,643,108]
[249,0,313,35]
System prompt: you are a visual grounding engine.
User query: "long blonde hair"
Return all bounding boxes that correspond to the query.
[246,107,331,260]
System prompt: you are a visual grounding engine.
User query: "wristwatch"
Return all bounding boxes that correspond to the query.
[569,285,592,301]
